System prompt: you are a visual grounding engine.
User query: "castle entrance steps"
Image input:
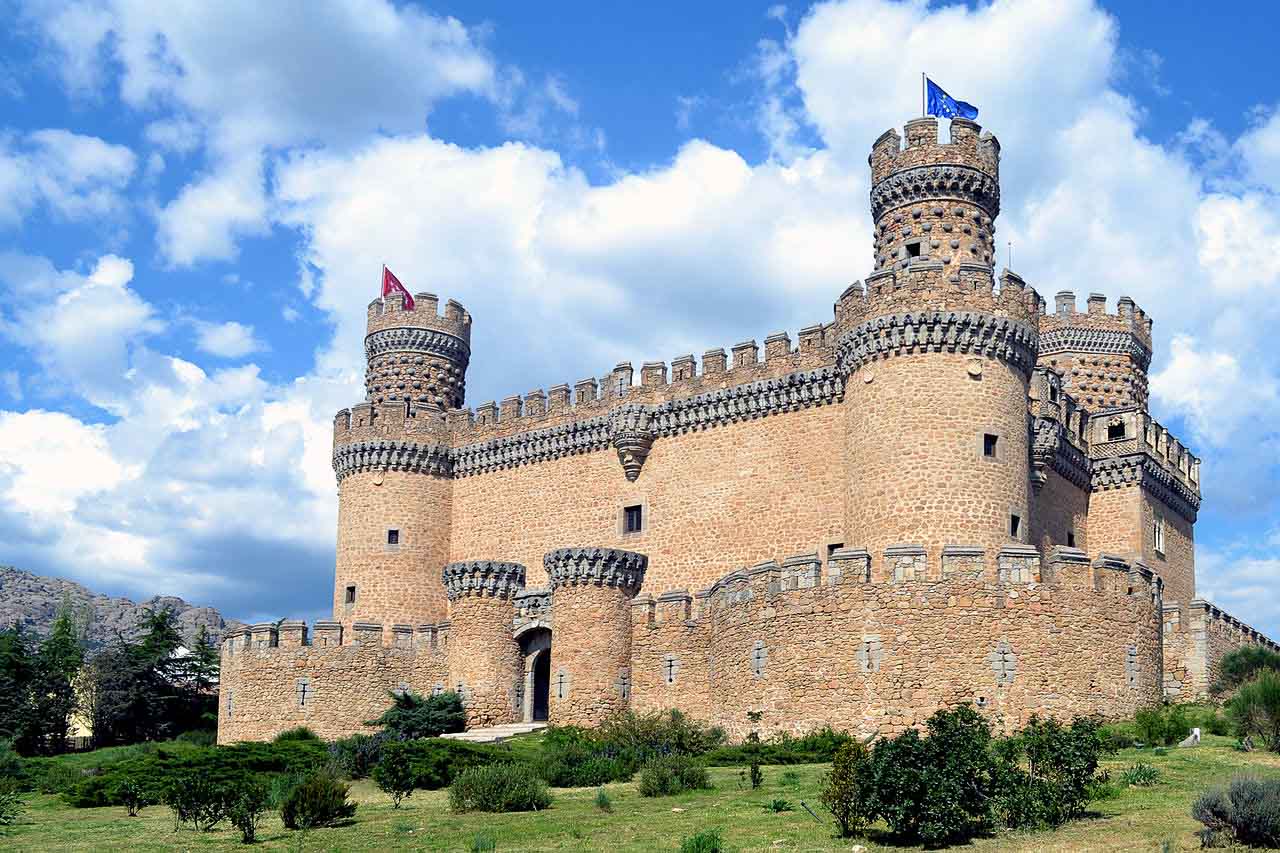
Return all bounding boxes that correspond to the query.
[441,722,547,744]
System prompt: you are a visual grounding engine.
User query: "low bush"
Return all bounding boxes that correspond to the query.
[763,798,794,813]
[175,729,217,747]
[328,732,386,779]
[820,740,870,838]
[705,726,852,766]
[448,763,552,813]
[0,779,23,827]
[594,786,612,811]
[1098,725,1136,751]
[401,738,524,790]
[637,755,711,797]
[372,740,415,807]
[163,772,233,831]
[1213,646,1280,695]
[109,776,155,816]
[680,828,723,853]
[1134,704,1191,747]
[1227,670,1280,751]
[597,709,724,766]
[64,740,328,808]
[229,776,270,843]
[1193,775,1280,848]
[535,726,630,786]
[273,726,321,743]
[469,830,497,852]
[0,740,21,781]
[1120,762,1161,787]
[367,690,465,740]
[280,771,357,830]
[992,716,1104,830]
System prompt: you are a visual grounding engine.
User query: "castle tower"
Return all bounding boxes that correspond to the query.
[1037,291,1152,411]
[546,547,648,726]
[838,117,1041,574]
[330,292,471,632]
[443,560,526,727]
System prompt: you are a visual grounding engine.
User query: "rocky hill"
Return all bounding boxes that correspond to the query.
[0,566,237,649]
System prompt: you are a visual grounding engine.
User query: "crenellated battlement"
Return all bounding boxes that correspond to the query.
[1088,406,1201,521]
[1038,292,1152,411]
[835,263,1042,327]
[221,618,451,657]
[366,291,472,341]
[631,544,1159,629]
[869,117,1000,194]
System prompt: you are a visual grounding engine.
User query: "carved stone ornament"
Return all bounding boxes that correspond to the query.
[441,560,527,601]
[545,547,648,592]
[609,405,656,482]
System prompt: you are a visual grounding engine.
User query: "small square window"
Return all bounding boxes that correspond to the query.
[345,585,356,605]
[387,529,400,546]
[1066,530,1076,548]
[906,241,922,258]
[1107,422,1126,441]
[826,542,844,562]
[624,505,643,534]
[983,434,999,458]
[1009,514,1022,539]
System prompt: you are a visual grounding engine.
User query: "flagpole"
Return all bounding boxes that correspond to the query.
[921,72,926,116]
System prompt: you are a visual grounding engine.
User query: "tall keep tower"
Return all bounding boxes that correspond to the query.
[838,117,1041,574]
[330,290,471,633]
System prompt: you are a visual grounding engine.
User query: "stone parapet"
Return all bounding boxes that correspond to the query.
[442,560,527,601]
[545,547,648,592]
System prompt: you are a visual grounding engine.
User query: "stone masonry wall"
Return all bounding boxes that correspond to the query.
[334,470,452,630]
[217,622,448,743]
[629,548,1162,742]
[1164,600,1280,700]
[1142,491,1195,613]
[1031,468,1089,556]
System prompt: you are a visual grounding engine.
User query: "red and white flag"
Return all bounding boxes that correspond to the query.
[381,266,415,310]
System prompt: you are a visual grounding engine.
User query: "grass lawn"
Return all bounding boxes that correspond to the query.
[3,735,1278,851]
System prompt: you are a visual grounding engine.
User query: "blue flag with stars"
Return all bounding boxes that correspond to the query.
[926,78,978,120]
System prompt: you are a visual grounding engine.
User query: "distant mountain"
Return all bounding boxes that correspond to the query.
[0,566,238,649]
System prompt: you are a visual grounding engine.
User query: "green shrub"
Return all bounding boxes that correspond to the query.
[268,771,305,811]
[367,691,465,740]
[594,786,612,811]
[0,779,23,827]
[449,763,552,813]
[175,729,217,747]
[109,775,155,816]
[1193,775,1280,848]
[1120,762,1161,787]
[680,828,723,853]
[1134,704,1192,747]
[597,710,724,765]
[1213,647,1280,695]
[401,738,522,790]
[705,726,852,766]
[780,769,801,787]
[1098,725,1136,751]
[163,772,232,831]
[992,716,1104,830]
[763,798,794,813]
[228,776,270,843]
[32,761,82,795]
[535,726,630,786]
[0,740,21,781]
[637,755,711,797]
[64,740,329,808]
[469,830,497,852]
[328,732,386,779]
[820,740,870,838]
[273,726,321,743]
[1227,670,1280,750]
[280,771,357,830]
[373,740,416,807]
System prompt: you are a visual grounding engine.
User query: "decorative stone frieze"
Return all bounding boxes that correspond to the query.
[1032,417,1090,491]
[1039,327,1151,372]
[870,164,1001,221]
[452,417,611,478]
[441,560,527,601]
[836,312,1038,376]
[609,405,656,481]
[1091,454,1200,521]
[364,326,471,363]
[333,439,452,482]
[545,547,648,591]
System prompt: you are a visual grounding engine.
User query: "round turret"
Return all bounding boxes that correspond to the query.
[365,291,472,411]
[869,117,1000,273]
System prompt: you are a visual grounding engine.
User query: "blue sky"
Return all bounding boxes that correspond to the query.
[1,0,1278,637]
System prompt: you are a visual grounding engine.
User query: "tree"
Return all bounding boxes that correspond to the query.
[821,740,871,837]
[0,626,36,752]
[372,740,416,807]
[367,690,465,739]
[26,605,87,755]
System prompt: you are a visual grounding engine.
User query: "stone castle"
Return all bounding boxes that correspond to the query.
[218,116,1277,744]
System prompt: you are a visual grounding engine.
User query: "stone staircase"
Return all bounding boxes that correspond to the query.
[440,722,547,744]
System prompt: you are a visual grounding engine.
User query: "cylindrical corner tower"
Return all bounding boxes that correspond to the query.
[443,560,526,727]
[546,547,648,726]
[330,291,471,632]
[839,117,1039,574]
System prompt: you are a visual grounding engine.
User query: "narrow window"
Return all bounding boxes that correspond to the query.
[1066,530,1076,548]
[1107,421,1126,441]
[1009,514,1022,540]
[616,376,628,395]
[1154,517,1166,555]
[983,433,999,458]
[624,504,643,534]
[906,241,922,258]
[387,529,400,546]
[1049,385,1059,402]
[344,585,356,605]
